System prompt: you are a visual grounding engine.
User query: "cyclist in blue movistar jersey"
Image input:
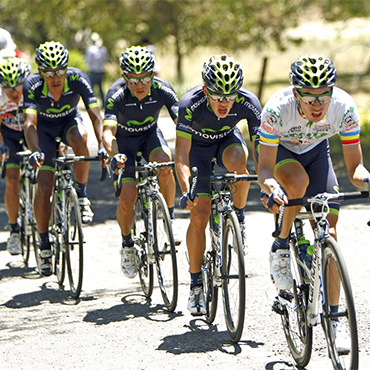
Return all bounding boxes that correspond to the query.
[102,45,179,279]
[257,55,370,353]
[23,41,105,276]
[175,54,261,315]
[0,57,31,255]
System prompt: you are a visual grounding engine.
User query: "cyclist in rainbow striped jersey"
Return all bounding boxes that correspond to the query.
[257,55,370,353]
[0,57,31,255]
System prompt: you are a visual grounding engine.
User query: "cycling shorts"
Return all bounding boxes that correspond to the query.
[0,124,25,167]
[37,115,84,167]
[189,127,247,196]
[255,139,340,212]
[116,127,170,181]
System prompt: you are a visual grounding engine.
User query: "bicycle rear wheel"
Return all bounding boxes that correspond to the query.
[50,192,65,284]
[152,193,178,312]
[202,249,218,323]
[321,237,358,370]
[221,211,245,343]
[279,240,312,368]
[135,189,153,298]
[65,189,84,298]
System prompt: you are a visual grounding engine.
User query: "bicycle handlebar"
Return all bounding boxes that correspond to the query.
[272,191,370,237]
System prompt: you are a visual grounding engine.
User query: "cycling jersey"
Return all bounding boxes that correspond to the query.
[259,86,360,154]
[0,90,24,132]
[176,86,261,144]
[103,76,178,136]
[23,67,98,123]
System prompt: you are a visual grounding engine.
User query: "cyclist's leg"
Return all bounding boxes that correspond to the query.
[220,128,249,211]
[64,116,93,223]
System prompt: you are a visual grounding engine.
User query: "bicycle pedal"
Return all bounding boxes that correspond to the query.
[272,299,285,315]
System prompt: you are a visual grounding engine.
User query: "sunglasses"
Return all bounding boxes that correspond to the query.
[2,84,23,92]
[207,89,238,102]
[124,72,153,85]
[41,68,67,78]
[296,89,332,105]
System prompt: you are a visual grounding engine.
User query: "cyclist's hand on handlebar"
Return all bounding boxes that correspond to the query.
[98,147,109,167]
[260,191,269,209]
[267,185,288,214]
[28,149,45,168]
[180,191,198,210]
[110,153,127,174]
[0,144,9,161]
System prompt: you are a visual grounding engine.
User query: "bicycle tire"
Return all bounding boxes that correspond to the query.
[19,189,31,264]
[221,211,245,343]
[321,237,359,370]
[135,188,154,298]
[29,184,39,269]
[202,249,218,323]
[50,191,66,284]
[280,239,312,367]
[65,189,84,298]
[152,192,178,312]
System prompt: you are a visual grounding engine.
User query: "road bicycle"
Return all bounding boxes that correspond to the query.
[272,191,369,370]
[116,154,178,312]
[1,143,38,266]
[49,152,106,298]
[189,163,258,342]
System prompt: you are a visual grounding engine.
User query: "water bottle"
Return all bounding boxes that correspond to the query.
[211,202,219,235]
[298,236,312,269]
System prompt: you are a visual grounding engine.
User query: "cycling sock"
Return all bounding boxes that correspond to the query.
[122,234,134,247]
[75,182,88,198]
[40,232,50,250]
[234,206,245,222]
[330,305,340,322]
[190,271,203,290]
[271,236,289,252]
[10,223,19,234]
[168,206,175,220]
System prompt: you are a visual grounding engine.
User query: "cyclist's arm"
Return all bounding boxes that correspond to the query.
[87,106,103,149]
[102,123,119,158]
[23,111,40,152]
[175,135,191,194]
[342,143,370,189]
[258,143,280,195]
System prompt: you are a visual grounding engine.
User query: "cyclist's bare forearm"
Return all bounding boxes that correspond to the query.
[24,115,40,152]
[87,107,104,147]
[102,125,119,158]
[175,136,191,193]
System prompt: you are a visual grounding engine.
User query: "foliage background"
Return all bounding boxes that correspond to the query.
[1,0,369,170]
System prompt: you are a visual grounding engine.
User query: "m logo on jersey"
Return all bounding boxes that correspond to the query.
[107,98,114,109]
[201,126,231,134]
[28,89,35,100]
[185,108,193,121]
[46,104,71,114]
[127,116,154,126]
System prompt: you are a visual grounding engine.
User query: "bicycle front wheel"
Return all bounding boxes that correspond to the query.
[65,189,84,298]
[202,249,218,323]
[321,237,358,370]
[19,190,31,264]
[135,189,154,298]
[280,240,312,368]
[221,211,245,343]
[152,193,178,312]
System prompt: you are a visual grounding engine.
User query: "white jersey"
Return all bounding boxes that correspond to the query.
[0,89,24,132]
[259,86,360,154]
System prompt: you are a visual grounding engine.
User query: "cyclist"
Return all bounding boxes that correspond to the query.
[257,55,370,352]
[102,45,180,279]
[0,57,31,255]
[23,41,105,276]
[175,54,261,315]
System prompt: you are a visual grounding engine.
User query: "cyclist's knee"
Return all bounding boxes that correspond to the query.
[6,174,20,191]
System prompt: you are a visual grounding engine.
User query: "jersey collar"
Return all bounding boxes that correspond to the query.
[42,77,70,97]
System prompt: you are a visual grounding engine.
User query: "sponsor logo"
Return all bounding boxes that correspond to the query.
[46,104,71,114]
[126,116,154,127]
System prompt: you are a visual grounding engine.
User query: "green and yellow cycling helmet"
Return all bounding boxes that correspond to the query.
[0,57,31,88]
[289,55,337,89]
[35,41,69,70]
[119,45,155,74]
[202,54,244,94]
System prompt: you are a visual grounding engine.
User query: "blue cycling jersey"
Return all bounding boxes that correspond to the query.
[23,67,98,123]
[103,76,178,136]
[176,86,261,144]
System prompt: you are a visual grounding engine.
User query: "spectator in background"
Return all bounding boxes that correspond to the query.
[0,28,16,58]
[85,32,108,106]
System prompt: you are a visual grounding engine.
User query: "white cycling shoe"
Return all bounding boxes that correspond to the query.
[120,246,139,279]
[187,286,207,316]
[269,249,293,290]
[7,233,21,255]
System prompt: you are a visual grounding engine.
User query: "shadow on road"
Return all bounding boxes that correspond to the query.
[83,293,183,325]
